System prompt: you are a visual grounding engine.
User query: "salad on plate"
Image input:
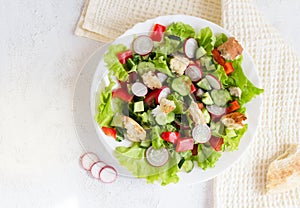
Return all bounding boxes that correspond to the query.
[95,22,263,185]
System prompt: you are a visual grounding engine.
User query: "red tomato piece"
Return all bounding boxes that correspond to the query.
[212,49,226,66]
[101,127,117,139]
[209,136,224,151]
[150,24,166,42]
[161,132,180,144]
[226,100,240,113]
[117,50,133,64]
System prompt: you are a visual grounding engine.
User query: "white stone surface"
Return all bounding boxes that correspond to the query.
[0,0,299,207]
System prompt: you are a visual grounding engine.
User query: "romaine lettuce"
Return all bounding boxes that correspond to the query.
[165,22,195,41]
[192,144,221,170]
[195,27,216,55]
[222,124,248,151]
[104,44,129,81]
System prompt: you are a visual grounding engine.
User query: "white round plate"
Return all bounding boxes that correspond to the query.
[88,15,262,184]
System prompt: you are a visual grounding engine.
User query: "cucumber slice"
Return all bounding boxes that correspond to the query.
[171,76,192,96]
[197,78,212,91]
[110,114,124,127]
[182,160,194,173]
[166,112,175,123]
[202,108,211,124]
[210,89,231,107]
[155,113,167,125]
[134,101,144,112]
[140,140,151,148]
[202,92,214,105]
[196,47,207,59]
[137,61,155,75]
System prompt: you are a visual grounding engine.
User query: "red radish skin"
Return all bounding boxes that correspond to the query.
[184,38,198,59]
[185,64,203,82]
[144,86,170,106]
[205,74,222,90]
[80,152,100,171]
[132,35,154,56]
[112,88,133,102]
[90,161,106,179]
[99,165,118,183]
[129,72,138,83]
[156,87,171,103]
[176,138,194,152]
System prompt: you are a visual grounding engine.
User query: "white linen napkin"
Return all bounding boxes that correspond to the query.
[75,0,300,207]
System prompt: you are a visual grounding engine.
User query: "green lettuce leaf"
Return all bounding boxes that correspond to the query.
[195,27,216,54]
[115,143,181,185]
[222,124,248,151]
[165,22,195,41]
[151,126,164,149]
[192,144,221,170]
[151,55,173,77]
[96,77,116,127]
[229,56,264,105]
[214,33,228,48]
[104,44,129,81]
[154,36,181,55]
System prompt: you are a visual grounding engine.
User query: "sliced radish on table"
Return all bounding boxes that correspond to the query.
[132,35,154,56]
[80,152,99,171]
[205,74,222,89]
[206,105,226,116]
[156,72,168,83]
[131,82,148,97]
[99,165,118,183]
[185,64,203,82]
[192,124,211,143]
[184,38,198,59]
[90,161,107,179]
[146,146,169,167]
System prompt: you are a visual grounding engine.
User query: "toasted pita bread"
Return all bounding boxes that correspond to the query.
[266,144,300,193]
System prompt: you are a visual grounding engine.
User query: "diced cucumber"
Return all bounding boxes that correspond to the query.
[201,92,214,105]
[197,78,212,91]
[202,108,211,124]
[155,114,167,125]
[211,121,225,137]
[225,128,237,138]
[110,114,124,127]
[166,112,175,123]
[140,140,151,148]
[182,160,194,173]
[171,76,192,96]
[196,47,207,59]
[210,89,231,107]
[206,64,216,71]
[137,61,155,75]
[134,101,144,112]
[200,56,213,68]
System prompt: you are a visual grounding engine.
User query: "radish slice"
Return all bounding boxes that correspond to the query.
[206,74,222,89]
[132,35,154,56]
[131,82,148,97]
[206,105,226,116]
[156,87,170,103]
[80,152,99,171]
[185,64,203,82]
[146,146,169,167]
[90,161,106,179]
[184,38,198,59]
[192,124,211,143]
[156,72,168,83]
[99,165,118,183]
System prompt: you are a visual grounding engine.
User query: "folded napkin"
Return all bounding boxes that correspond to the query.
[75,0,300,207]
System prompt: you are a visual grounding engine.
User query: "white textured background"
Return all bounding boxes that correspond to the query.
[0,0,299,207]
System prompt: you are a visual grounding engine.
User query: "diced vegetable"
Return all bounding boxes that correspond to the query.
[206,105,226,116]
[210,89,231,107]
[157,87,171,103]
[224,62,234,75]
[176,138,194,152]
[196,46,207,59]
[134,101,144,112]
[112,88,133,102]
[197,78,212,91]
[202,108,211,124]
[226,100,240,113]
[101,127,117,139]
[201,92,214,105]
[150,24,166,42]
[212,48,225,66]
[206,74,222,90]
[161,131,180,144]
[190,83,196,93]
[117,50,133,64]
[209,136,224,151]
[182,160,194,173]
